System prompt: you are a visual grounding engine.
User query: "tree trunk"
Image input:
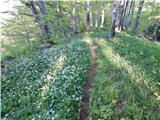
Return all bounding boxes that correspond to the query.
[29,1,45,41]
[155,18,160,41]
[37,0,48,14]
[110,1,118,39]
[132,0,144,33]
[29,0,50,39]
[71,1,77,33]
[122,0,129,30]
[125,0,134,30]
[37,0,50,37]
[100,2,105,28]
[118,1,125,31]
[89,2,93,27]
[30,1,41,22]
[115,1,122,28]
[85,1,90,31]
[95,1,98,28]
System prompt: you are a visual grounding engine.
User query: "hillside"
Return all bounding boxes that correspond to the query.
[1,1,160,120]
[1,32,160,119]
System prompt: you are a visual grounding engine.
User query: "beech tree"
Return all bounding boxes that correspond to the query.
[132,0,144,33]
[1,0,158,46]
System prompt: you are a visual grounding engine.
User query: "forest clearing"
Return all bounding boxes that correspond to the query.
[0,0,160,120]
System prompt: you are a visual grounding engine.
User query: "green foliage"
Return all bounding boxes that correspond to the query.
[1,10,42,61]
[143,22,156,35]
[46,2,73,44]
[1,40,40,61]
[1,40,91,119]
[88,32,160,120]
[126,1,160,35]
[1,43,28,60]
[1,1,160,61]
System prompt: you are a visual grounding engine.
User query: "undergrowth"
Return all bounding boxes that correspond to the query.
[1,39,91,120]
[88,32,160,120]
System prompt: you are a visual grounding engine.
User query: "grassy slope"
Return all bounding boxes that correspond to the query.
[88,32,160,120]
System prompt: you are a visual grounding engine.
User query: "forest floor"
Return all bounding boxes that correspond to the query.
[87,32,160,120]
[78,44,97,120]
[1,32,160,120]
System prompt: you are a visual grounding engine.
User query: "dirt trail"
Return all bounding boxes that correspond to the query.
[78,44,97,120]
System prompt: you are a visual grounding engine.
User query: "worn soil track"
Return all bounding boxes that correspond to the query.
[78,44,97,120]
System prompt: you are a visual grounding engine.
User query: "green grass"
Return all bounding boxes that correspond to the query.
[1,40,41,61]
[88,32,160,120]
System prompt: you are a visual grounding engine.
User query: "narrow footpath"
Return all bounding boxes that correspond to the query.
[78,44,97,120]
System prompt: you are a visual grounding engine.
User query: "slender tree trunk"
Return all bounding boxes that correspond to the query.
[123,0,130,29]
[29,0,44,42]
[37,0,50,37]
[95,1,98,28]
[110,1,118,39]
[85,1,90,31]
[125,0,134,30]
[154,18,160,41]
[122,0,129,30]
[89,2,93,27]
[37,0,48,14]
[127,0,135,29]
[100,2,105,28]
[132,0,144,33]
[115,1,121,28]
[71,1,77,33]
[118,1,125,31]
[30,1,41,22]
[29,0,50,40]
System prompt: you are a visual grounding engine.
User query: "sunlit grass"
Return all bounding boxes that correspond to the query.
[98,39,152,88]
[41,55,66,98]
[88,33,160,120]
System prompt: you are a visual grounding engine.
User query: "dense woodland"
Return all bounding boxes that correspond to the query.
[1,0,160,120]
